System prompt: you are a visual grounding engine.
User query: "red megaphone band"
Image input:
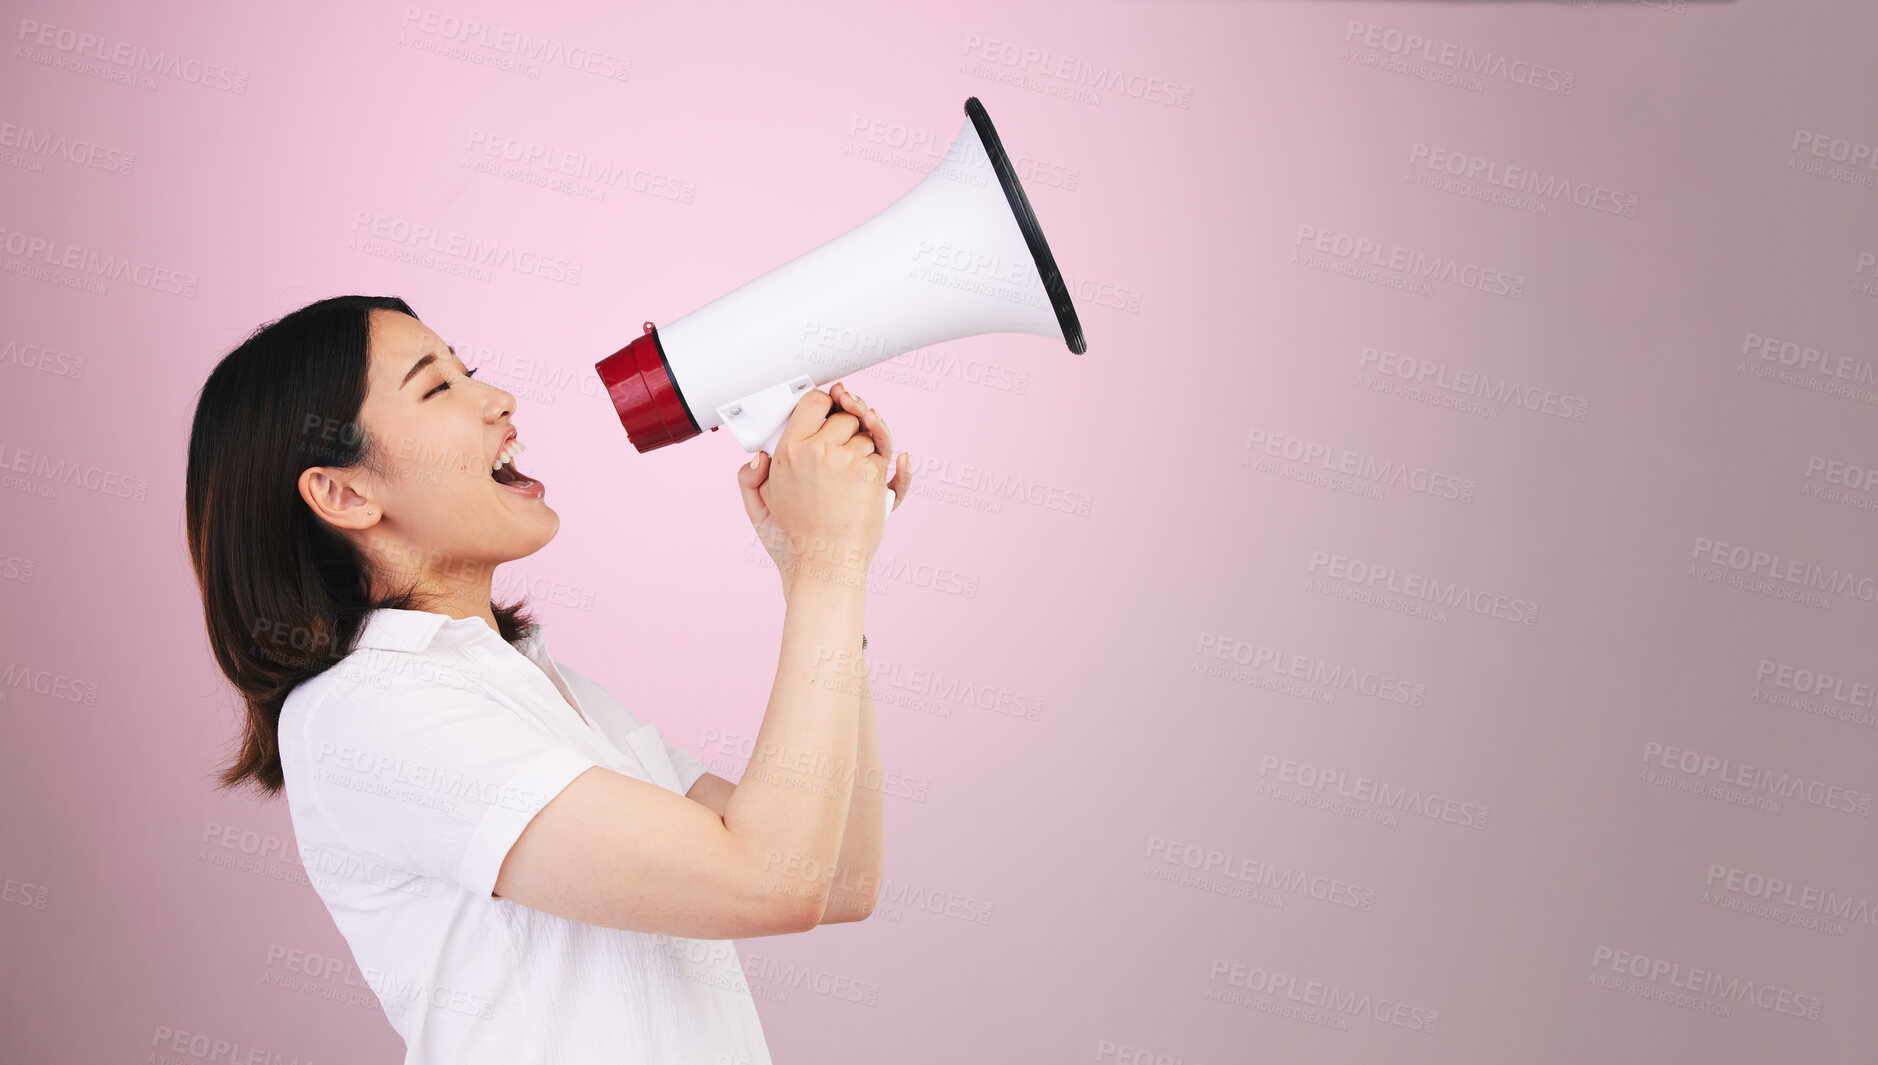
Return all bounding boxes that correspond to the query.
[596,322,703,453]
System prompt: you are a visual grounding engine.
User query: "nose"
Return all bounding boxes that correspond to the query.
[482,382,515,421]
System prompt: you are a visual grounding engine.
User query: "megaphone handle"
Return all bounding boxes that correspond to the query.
[751,415,896,524]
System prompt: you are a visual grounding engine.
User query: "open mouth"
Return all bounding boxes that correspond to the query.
[492,464,535,488]
[491,437,544,497]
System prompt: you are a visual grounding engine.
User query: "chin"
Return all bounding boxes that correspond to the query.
[482,519,557,568]
[522,508,560,553]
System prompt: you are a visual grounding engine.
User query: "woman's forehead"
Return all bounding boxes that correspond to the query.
[368,311,453,382]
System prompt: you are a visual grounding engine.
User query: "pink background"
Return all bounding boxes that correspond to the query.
[5,0,1877,1061]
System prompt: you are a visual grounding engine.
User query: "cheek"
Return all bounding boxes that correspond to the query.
[437,459,491,499]
[385,448,482,503]
[368,415,493,510]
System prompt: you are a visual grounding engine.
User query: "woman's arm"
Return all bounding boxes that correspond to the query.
[492,389,885,938]
[728,380,898,923]
[819,654,883,923]
[684,615,884,923]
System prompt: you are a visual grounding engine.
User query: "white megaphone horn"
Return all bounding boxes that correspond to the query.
[596,96,1086,516]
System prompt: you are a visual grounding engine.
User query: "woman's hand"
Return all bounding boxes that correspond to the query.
[736,381,912,597]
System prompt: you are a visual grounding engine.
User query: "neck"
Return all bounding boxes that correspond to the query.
[364,539,502,635]
[421,580,501,635]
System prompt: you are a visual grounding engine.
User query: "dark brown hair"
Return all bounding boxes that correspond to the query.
[185,295,535,796]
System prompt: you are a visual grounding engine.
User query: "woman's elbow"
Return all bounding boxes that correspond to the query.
[818,889,876,924]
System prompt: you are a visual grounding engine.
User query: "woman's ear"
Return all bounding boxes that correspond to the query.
[298,467,381,530]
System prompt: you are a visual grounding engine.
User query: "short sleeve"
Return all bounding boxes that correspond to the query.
[552,660,712,796]
[285,679,602,898]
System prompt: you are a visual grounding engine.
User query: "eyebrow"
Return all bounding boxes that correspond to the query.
[399,343,458,389]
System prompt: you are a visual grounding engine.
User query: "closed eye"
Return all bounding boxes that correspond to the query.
[423,366,479,399]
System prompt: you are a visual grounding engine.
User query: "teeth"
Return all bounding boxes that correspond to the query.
[491,439,525,471]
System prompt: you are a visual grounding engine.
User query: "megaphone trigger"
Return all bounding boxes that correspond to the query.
[716,375,816,456]
[717,376,898,523]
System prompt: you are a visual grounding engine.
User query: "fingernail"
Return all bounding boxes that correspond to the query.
[750,453,760,469]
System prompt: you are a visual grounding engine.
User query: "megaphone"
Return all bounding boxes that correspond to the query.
[596,96,1086,496]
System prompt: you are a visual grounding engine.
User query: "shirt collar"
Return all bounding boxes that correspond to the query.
[353,607,545,655]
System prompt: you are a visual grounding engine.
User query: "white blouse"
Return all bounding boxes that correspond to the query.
[277,607,773,1064]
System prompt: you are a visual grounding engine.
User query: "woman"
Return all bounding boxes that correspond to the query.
[184,295,911,1063]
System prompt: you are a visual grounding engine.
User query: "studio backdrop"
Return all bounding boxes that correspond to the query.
[3,1,1876,1061]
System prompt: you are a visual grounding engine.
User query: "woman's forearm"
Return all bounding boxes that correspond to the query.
[822,658,884,922]
[721,555,868,927]
[774,577,884,923]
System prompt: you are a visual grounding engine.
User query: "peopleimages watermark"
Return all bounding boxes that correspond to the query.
[0,225,199,297]
[446,338,603,406]
[1802,452,1878,515]
[399,6,634,82]
[1689,535,1878,606]
[1144,835,1377,911]
[1095,1037,1208,1065]
[1788,128,1878,191]
[1704,863,1878,936]
[909,238,1044,309]
[312,741,556,816]
[1357,344,1589,422]
[462,128,696,204]
[797,649,1044,723]
[957,34,1193,110]
[1293,224,1526,299]
[1407,141,1637,218]
[1753,657,1878,728]
[260,941,381,1013]
[1308,549,1540,626]
[300,841,432,898]
[1741,332,1878,386]
[1342,20,1576,95]
[0,337,86,379]
[1588,944,1822,1020]
[2,875,49,910]
[844,113,1080,192]
[348,209,584,286]
[1192,631,1427,706]
[0,661,99,705]
[197,820,316,892]
[1242,425,1476,504]
[1258,754,1490,830]
[696,726,933,802]
[1737,330,1878,408]
[0,552,34,582]
[910,451,1094,518]
[0,118,136,175]
[1207,956,1441,1034]
[1855,251,1878,297]
[740,952,882,1006]
[1639,740,1873,816]
[147,1026,306,1065]
[0,440,149,500]
[368,964,499,1023]
[15,18,251,94]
